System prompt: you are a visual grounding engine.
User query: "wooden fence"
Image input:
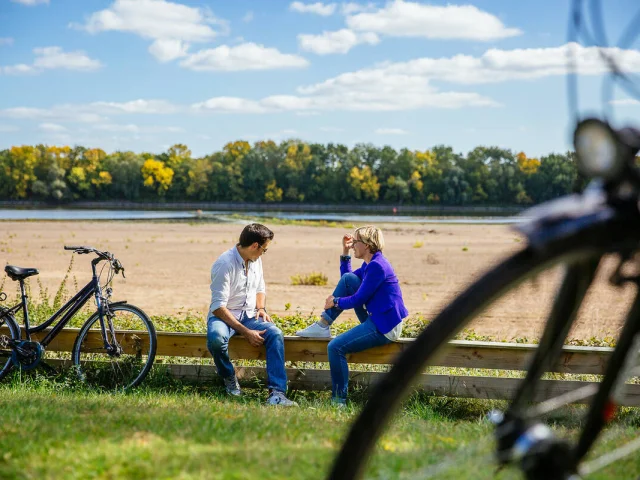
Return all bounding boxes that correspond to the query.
[4,328,640,406]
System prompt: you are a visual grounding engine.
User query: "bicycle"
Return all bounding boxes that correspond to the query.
[330,2,640,478]
[0,245,157,390]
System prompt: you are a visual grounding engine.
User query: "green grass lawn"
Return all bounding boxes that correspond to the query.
[1,374,639,480]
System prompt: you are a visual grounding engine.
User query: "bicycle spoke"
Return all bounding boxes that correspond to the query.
[531,384,599,417]
[579,434,640,475]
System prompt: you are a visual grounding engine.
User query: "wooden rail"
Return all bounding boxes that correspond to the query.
[2,327,639,406]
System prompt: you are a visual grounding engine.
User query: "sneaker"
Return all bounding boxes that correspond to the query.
[331,398,347,409]
[295,321,331,338]
[223,375,242,397]
[266,390,299,407]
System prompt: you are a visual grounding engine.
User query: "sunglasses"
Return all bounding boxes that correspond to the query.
[258,244,268,254]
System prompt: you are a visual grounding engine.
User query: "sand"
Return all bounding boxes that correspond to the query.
[0,220,632,340]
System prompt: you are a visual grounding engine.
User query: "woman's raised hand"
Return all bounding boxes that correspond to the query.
[342,234,353,255]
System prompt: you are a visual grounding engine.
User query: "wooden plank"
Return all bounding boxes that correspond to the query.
[0,327,152,355]
[163,365,640,407]
[0,327,613,374]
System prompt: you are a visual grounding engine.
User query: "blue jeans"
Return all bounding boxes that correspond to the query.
[206,313,288,393]
[325,273,392,402]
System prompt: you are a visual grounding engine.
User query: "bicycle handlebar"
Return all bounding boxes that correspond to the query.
[64,245,125,277]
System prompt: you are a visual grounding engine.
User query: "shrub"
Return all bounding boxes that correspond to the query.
[290,272,328,286]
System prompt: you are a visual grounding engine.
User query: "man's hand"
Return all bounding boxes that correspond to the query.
[257,308,272,323]
[325,295,335,310]
[243,328,266,347]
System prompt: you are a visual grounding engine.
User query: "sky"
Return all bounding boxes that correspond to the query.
[1,0,640,157]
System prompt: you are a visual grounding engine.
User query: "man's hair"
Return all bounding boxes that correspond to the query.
[238,223,274,247]
[354,225,385,253]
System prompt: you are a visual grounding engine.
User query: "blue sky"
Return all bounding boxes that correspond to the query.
[0,0,639,157]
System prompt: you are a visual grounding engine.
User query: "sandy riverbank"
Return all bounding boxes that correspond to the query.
[0,220,631,340]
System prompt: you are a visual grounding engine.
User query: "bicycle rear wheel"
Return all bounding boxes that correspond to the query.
[329,231,637,479]
[0,313,19,381]
[72,303,157,390]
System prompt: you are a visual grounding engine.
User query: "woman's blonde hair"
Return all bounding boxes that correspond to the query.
[354,225,385,253]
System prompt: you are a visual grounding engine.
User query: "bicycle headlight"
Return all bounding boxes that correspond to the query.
[573,118,624,180]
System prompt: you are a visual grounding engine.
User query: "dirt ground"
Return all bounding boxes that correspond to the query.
[0,220,633,340]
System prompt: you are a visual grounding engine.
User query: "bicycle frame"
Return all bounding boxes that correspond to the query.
[0,256,116,351]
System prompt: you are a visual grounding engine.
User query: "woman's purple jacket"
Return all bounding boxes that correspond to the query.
[336,251,409,334]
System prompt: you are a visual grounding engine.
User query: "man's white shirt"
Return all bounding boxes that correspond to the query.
[209,246,266,320]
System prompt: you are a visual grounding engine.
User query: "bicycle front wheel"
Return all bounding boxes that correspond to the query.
[72,303,157,390]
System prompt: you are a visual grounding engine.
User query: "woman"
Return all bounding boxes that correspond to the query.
[296,225,408,405]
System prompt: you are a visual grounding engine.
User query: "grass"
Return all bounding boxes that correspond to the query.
[1,275,639,478]
[290,272,329,286]
[0,374,638,480]
[223,213,354,228]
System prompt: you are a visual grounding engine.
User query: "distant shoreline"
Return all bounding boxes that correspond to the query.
[0,200,526,216]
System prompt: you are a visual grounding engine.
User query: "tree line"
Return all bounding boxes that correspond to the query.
[0,141,584,205]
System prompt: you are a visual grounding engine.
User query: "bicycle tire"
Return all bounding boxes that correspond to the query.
[72,303,157,390]
[0,313,19,381]
[329,234,620,479]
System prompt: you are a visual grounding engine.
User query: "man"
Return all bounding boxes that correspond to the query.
[206,223,297,407]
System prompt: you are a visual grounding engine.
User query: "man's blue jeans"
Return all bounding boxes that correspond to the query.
[324,273,391,402]
[206,313,288,393]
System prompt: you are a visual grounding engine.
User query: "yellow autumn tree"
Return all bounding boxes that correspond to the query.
[223,141,251,161]
[264,180,283,202]
[517,151,540,175]
[68,148,111,197]
[6,146,39,198]
[141,159,174,196]
[348,166,380,201]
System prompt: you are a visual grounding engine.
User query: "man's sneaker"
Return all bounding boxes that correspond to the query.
[266,390,298,407]
[295,322,331,338]
[223,375,242,397]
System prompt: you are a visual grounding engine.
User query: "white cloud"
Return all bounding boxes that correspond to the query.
[1,46,102,75]
[180,43,309,71]
[341,2,376,15]
[2,64,38,75]
[320,126,344,132]
[76,0,228,62]
[290,2,337,16]
[243,11,254,22]
[10,0,48,5]
[298,29,379,55]
[191,42,640,115]
[79,0,223,42]
[193,71,496,113]
[192,97,268,114]
[92,123,185,133]
[39,123,67,132]
[0,99,179,125]
[0,125,19,133]
[374,43,640,84]
[346,0,522,41]
[610,98,640,106]
[32,47,102,71]
[375,128,408,135]
[0,38,14,46]
[1,106,107,123]
[88,99,179,114]
[148,39,189,62]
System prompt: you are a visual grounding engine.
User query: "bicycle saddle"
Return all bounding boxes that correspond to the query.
[4,265,39,281]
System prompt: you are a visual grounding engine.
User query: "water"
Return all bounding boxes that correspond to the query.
[0,208,527,224]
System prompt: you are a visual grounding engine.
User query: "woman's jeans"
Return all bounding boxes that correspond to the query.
[324,273,392,402]
[206,313,288,393]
